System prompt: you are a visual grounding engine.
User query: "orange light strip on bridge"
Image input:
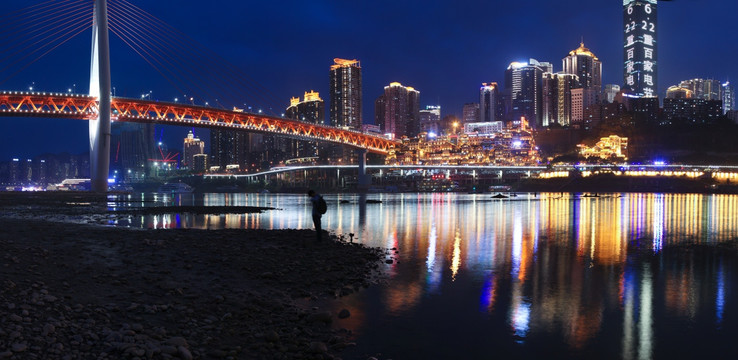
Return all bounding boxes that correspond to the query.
[0,91,98,119]
[0,92,396,154]
[111,98,394,154]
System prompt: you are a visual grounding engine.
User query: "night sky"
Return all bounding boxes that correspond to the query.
[2,0,737,160]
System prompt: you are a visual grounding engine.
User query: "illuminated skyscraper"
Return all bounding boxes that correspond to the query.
[542,72,578,126]
[479,83,498,122]
[723,81,735,114]
[420,105,441,135]
[182,130,205,169]
[286,90,325,124]
[329,58,362,129]
[563,42,602,91]
[505,59,550,127]
[210,130,248,172]
[284,91,325,157]
[623,0,657,97]
[679,79,722,100]
[375,82,420,138]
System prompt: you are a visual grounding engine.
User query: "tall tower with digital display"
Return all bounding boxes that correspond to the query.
[623,0,657,97]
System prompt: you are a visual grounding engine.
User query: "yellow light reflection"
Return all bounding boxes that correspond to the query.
[451,231,461,281]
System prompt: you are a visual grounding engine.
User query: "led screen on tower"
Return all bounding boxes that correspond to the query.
[623,0,657,97]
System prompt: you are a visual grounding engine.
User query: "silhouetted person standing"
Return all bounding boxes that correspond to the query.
[308,190,324,242]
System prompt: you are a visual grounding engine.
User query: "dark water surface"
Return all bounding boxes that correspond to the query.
[112,192,738,359]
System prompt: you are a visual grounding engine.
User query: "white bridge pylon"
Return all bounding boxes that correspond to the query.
[89,0,112,192]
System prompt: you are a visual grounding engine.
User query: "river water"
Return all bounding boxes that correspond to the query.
[114,192,738,359]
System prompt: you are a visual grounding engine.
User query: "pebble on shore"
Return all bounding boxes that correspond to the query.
[0,192,387,360]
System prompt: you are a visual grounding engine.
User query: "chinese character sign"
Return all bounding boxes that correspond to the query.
[623,0,657,97]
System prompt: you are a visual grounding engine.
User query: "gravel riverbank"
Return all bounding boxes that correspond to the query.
[0,193,388,360]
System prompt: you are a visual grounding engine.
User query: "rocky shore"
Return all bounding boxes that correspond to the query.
[0,193,388,359]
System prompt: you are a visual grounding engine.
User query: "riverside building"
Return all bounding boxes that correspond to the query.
[329,58,362,129]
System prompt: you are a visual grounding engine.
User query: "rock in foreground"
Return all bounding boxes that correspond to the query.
[0,217,384,359]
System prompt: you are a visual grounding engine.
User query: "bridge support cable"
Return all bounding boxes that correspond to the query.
[107,2,241,108]
[0,0,93,86]
[106,5,222,106]
[108,0,281,112]
[89,0,112,192]
[106,0,282,114]
[106,14,197,101]
[112,0,284,110]
[0,0,92,44]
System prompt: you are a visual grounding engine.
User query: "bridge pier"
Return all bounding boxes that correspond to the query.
[357,149,370,190]
[89,0,112,192]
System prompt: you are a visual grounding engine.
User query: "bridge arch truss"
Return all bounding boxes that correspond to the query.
[0,92,395,155]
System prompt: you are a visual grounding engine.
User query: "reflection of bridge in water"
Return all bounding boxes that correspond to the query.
[201,163,738,190]
[205,163,738,178]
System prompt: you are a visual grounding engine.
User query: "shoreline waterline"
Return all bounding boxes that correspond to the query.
[0,192,390,359]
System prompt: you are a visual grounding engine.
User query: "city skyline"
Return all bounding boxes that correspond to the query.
[1,0,738,160]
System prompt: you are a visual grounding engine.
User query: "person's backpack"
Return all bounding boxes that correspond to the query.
[318,196,327,214]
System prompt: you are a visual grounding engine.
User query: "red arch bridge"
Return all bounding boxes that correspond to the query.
[0,91,396,155]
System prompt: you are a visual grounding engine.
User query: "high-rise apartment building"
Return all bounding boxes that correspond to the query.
[375,82,420,138]
[623,0,657,97]
[479,83,498,122]
[374,95,385,133]
[679,79,722,100]
[407,88,420,137]
[419,105,442,135]
[723,81,735,114]
[9,158,19,184]
[563,42,602,91]
[284,91,325,158]
[210,130,248,172]
[329,58,362,129]
[571,88,599,125]
[286,90,325,124]
[192,154,208,173]
[462,103,480,124]
[542,72,578,126]
[182,130,205,169]
[505,59,550,127]
[604,84,621,103]
[663,98,723,123]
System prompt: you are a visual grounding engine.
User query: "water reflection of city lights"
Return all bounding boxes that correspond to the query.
[451,231,461,281]
[717,264,725,325]
[639,264,654,360]
[426,224,437,272]
[479,274,497,313]
[511,215,523,277]
[511,301,531,341]
[652,194,664,253]
[120,192,738,355]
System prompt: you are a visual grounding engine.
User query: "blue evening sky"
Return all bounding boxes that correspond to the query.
[1,0,735,160]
